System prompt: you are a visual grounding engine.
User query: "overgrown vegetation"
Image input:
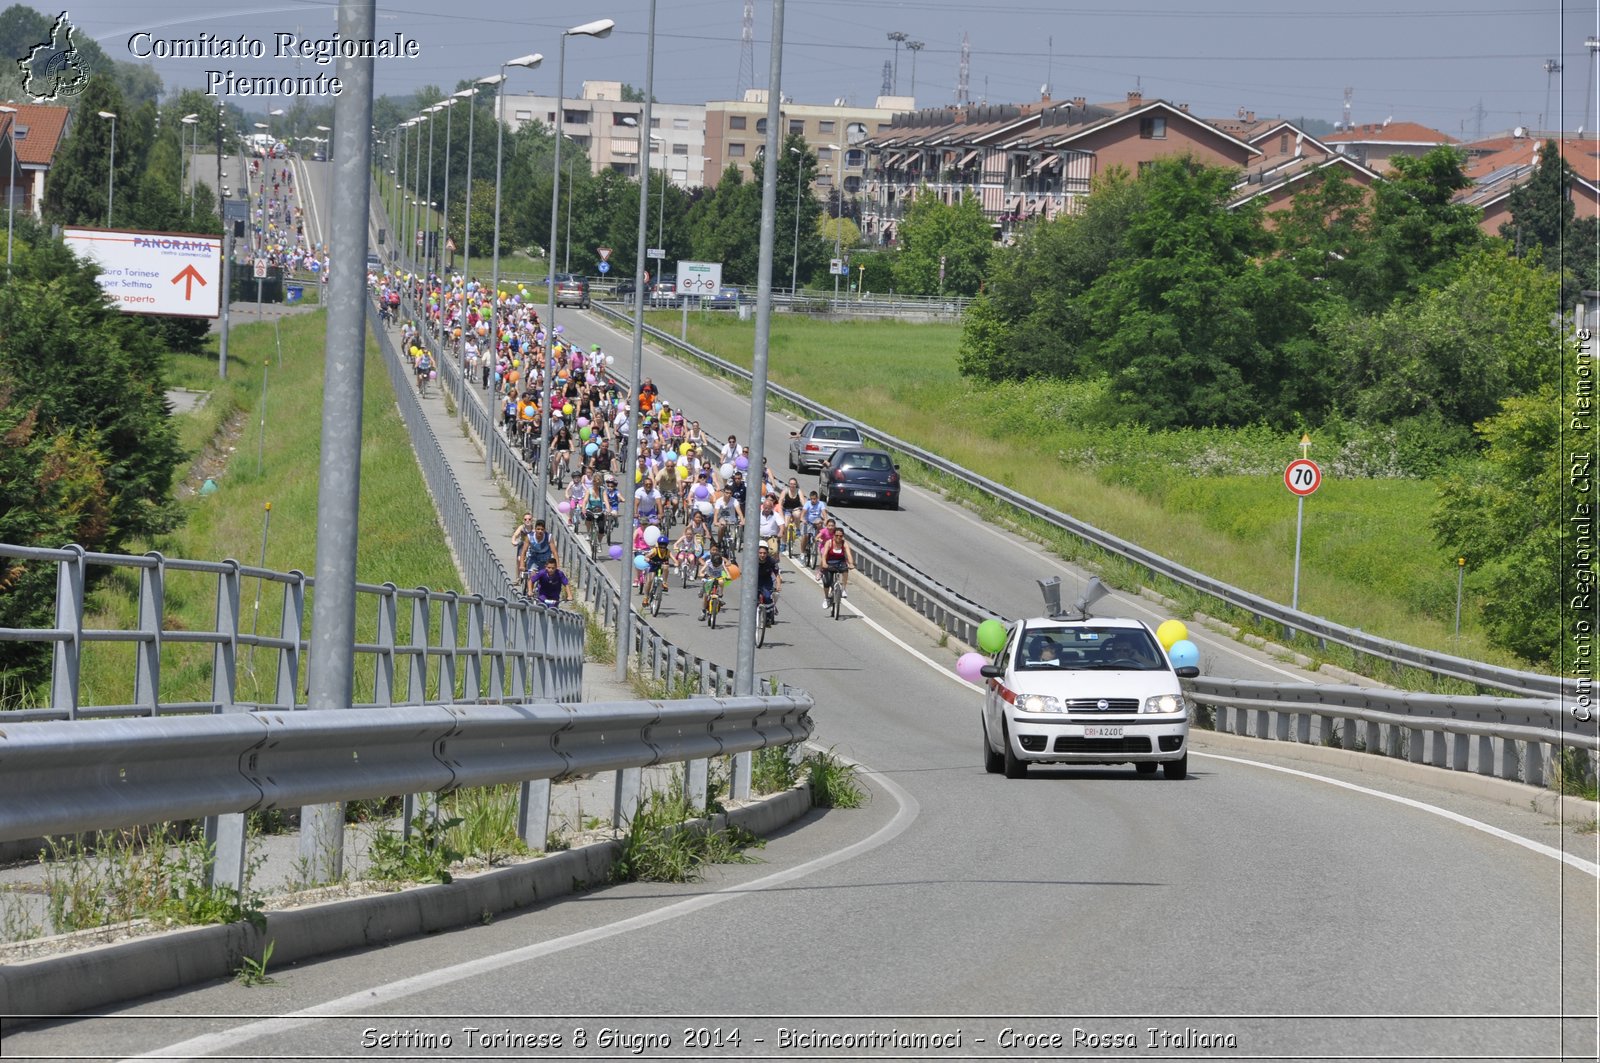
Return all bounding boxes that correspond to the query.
[608,785,763,884]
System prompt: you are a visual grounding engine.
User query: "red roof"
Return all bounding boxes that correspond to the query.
[0,102,69,167]
[1463,136,1600,185]
[1323,121,1455,145]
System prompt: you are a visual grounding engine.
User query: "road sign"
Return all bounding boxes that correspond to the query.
[597,246,612,262]
[598,261,610,274]
[253,258,268,279]
[829,258,847,275]
[648,247,665,260]
[62,227,222,318]
[1285,458,1321,497]
[677,260,722,295]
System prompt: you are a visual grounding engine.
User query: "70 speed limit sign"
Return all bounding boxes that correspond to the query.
[1284,458,1322,496]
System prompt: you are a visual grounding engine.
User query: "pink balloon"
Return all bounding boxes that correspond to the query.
[577,416,589,428]
[557,501,572,515]
[955,652,987,684]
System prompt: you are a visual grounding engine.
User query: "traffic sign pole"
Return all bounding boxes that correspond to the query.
[1283,456,1321,612]
[1292,494,1305,611]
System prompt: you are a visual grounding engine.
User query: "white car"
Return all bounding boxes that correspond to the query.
[980,615,1197,779]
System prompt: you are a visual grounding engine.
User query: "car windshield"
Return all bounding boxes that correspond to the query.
[839,452,891,471]
[814,426,861,443]
[1015,626,1166,671]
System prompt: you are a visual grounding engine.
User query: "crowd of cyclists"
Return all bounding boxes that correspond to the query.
[368,265,857,627]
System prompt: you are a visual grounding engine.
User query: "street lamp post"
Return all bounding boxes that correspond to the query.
[316,124,330,161]
[789,146,803,295]
[424,103,440,271]
[887,31,908,95]
[564,149,574,273]
[463,78,499,283]
[539,18,614,521]
[98,111,116,227]
[436,101,454,273]
[832,98,845,304]
[411,114,427,267]
[490,53,543,415]
[905,41,924,98]
[178,112,198,205]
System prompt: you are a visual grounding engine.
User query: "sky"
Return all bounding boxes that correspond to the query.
[43,0,1600,139]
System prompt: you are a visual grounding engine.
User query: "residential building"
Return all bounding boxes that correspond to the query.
[702,90,911,202]
[1321,120,1455,173]
[1224,120,1380,221]
[860,92,1260,243]
[1456,130,1600,235]
[0,102,70,218]
[497,81,706,189]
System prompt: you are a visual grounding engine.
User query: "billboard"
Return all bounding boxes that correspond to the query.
[62,227,222,318]
[676,260,723,296]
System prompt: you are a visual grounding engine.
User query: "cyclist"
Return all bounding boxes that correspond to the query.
[511,512,536,572]
[800,490,827,562]
[413,348,433,393]
[755,542,782,622]
[699,548,730,619]
[601,475,624,543]
[521,519,557,595]
[755,495,786,553]
[635,476,664,529]
[642,534,673,599]
[712,484,743,552]
[529,556,572,609]
[778,478,805,552]
[672,517,707,577]
[581,475,607,542]
[549,423,573,481]
[818,522,853,609]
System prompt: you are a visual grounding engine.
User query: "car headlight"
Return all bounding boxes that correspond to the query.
[1018,694,1064,713]
[1142,693,1186,715]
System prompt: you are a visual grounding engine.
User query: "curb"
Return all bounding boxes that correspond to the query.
[1191,728,1600,823]
[0,783,813,1020]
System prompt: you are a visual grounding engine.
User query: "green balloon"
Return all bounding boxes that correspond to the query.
[579,426,591,441]
[977,619,1007,654]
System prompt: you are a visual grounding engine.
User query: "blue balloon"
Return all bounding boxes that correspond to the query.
[1167,639,1200,670]
[585,442,599,456]
[633,554,650,571]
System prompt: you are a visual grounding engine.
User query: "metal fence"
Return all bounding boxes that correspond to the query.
[1186,678,1596,789]
[589,301,1573,701]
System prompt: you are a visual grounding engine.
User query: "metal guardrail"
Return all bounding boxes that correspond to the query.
[589,301,1572,700]
[1186,678,1596,788]
[0,694,813,843]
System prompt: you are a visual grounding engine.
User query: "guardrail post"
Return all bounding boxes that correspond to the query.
[1496,737,1519,781]
[374,582,399,706]
[464,596,486,702]
[50,544,86,719]
[1295,711,1311,745]
[277,571,306,709]
[731,750,751,801]
[408,590,430,705]
[1363,719,1381,755]
[509,602,531,702]
[1523,741,1546,788]
[1450,731,1471,771]
[1385,721,1403,759]
[1407,727,1427,765]
[1273,710,1289,742]
[518,777,553,850]
[1429,729,1448,769]
[489,598,511,701]
[134,552,165,716]
[440,592,460,704]
[1476,734,1495,777]
[613,767,642,830]
[208,559,247,891]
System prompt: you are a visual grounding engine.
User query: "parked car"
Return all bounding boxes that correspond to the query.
[818,447,900,508]
[554,274,590,309]
[789,419,864,473]
[980,614,1197,779]
[614,279,638,302]
[706,287,746,310]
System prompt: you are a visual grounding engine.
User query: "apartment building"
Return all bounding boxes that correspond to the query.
[496,80,706,189]
[702,90,912,199]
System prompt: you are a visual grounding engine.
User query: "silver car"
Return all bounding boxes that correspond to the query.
[788,419,863,473]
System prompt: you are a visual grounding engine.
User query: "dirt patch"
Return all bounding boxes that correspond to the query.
[176,408,250,499]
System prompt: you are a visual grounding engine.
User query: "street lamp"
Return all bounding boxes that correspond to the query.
[789,146,803,294]
[98,110,116,227]
[410,113,428,266]
[179,112,199,208]
[0,105,16,269]
[315,124,330,161]
[832,97,846,304]
[905,41,924,98]
[540,18,614,519]
[887,31,908,95]
[490,53,543,393]
[424,102,442,271]
[434,101,455,273]
[462,78,499,284]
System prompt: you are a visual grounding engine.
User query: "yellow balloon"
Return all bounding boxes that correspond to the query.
[562,403,574,416]
[679,442,691,456]
[1156,619,1188,650]
[635,469,643,483]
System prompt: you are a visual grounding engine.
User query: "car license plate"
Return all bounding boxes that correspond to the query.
[853,490,876,498]
[1083,725,1123,738]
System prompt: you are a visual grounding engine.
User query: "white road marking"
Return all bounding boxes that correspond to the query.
[1196,751,1600,877]
[124,765,920,1062]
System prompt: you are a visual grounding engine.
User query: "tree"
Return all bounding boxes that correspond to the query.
[817,213,860,252]
[957,168,1143,383]
[1343,146,1482,312]
[1327,245,1562,430]
[41,75,128,226]
[1500,139,1598,301]
[687,165,762,283]
[891,189,991,296]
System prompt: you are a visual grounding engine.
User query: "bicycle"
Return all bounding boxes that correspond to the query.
[756,590,777,647]
[783,518,800,558]
[822,562,847,620]
[703,583,724,628]
[643,565,669,617]
[550,453,568,490]
[801,526,818,571]
[587,513,608,561]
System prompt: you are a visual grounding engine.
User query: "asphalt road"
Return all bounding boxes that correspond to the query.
[10,181,1596,1062]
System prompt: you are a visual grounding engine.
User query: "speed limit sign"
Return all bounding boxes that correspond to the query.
[1285,458,1322,496]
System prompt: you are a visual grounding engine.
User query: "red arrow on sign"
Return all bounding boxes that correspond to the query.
[171,264,207,300]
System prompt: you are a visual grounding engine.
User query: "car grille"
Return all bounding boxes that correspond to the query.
[1052,736,1153,754]
[1064,698,1140,713]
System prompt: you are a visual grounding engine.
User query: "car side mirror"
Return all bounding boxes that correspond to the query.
[1174,665,1200,679]
[979,664,1003,678]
